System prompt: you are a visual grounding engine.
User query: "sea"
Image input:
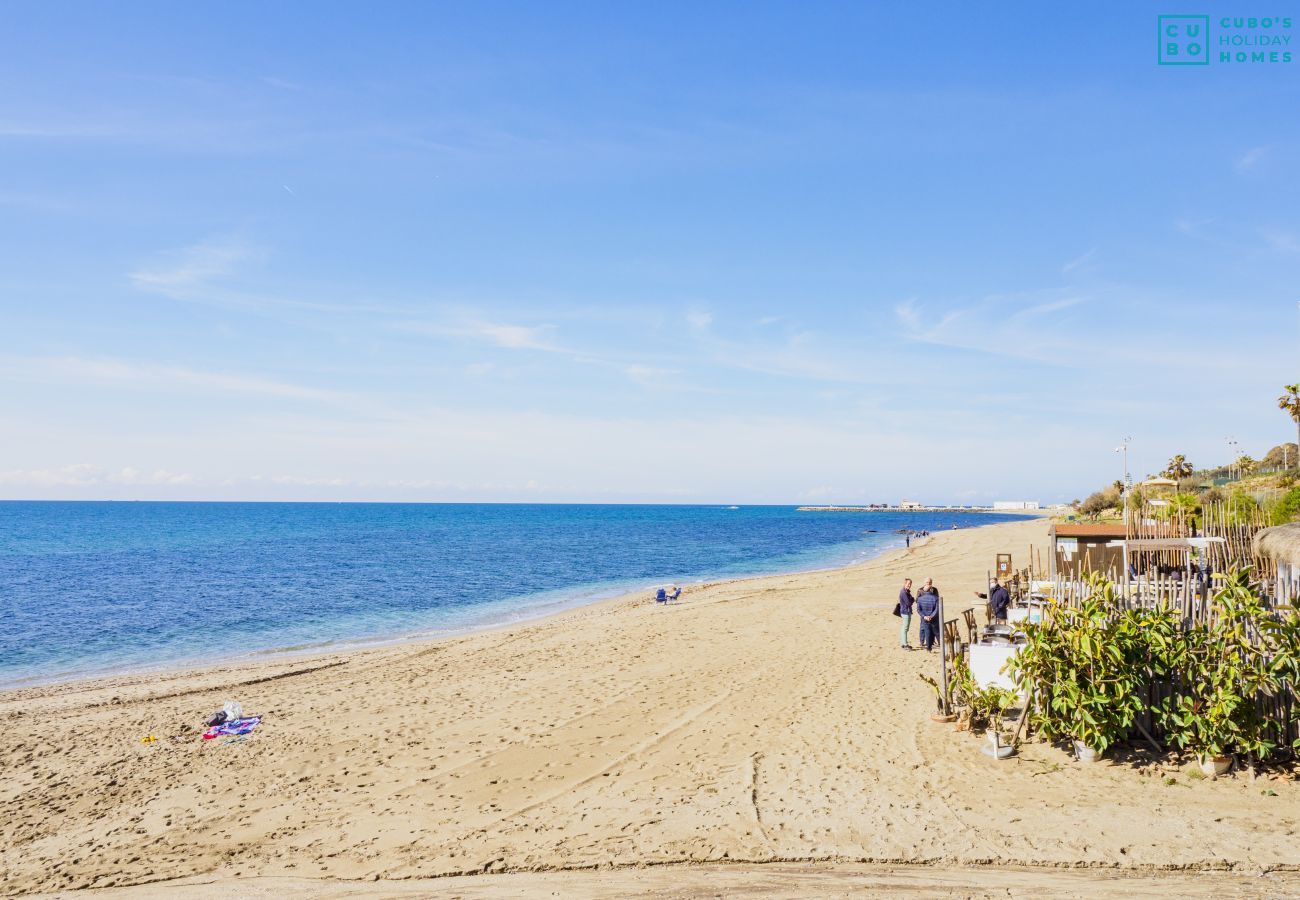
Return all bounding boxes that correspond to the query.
[0,502,1032,688]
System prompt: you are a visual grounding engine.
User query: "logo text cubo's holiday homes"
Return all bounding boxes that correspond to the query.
[1159,14,1293,65]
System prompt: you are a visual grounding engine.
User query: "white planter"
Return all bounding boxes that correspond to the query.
[1073,740,1102,763]
[1199,754,1233,776]
[982,732,1015,759]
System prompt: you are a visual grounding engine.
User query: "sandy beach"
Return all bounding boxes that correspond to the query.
[5,517,1300,898]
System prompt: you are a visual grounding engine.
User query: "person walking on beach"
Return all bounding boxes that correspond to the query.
[915,579,941,652]
[897,578,915,649]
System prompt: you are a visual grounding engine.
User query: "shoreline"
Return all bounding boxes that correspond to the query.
[1,523,946,697]
[0,533,927,703]
[7,515,1298,897]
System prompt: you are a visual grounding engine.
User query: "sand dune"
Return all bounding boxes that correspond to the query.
[4,518,1299,897]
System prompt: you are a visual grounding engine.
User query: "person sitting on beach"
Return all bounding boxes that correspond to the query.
[915,579,940,652]
[975,578,1011,623]
[667,585,681,601]
[897,578,915,650]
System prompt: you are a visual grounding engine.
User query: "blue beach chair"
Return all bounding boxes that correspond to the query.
[667,587,681,602]
[655,588,668,603]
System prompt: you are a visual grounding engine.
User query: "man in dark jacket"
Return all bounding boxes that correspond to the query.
[897,578,915,650]
[915,579,941,652]
[975,578,1011,623]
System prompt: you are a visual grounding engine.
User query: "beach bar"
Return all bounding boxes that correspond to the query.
[1048,523,1127,578]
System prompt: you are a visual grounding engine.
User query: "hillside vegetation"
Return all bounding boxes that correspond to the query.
[1075,443,1300,525]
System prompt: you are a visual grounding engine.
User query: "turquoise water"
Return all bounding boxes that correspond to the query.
[0,503,1029,687]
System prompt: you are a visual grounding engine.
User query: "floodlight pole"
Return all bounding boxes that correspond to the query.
[1116,438,1131,599]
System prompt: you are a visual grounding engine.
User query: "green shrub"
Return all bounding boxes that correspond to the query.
[1156,570,1278,762]
[1009,569,1300,764]
[1266,486,1300,524]
[1225,491,1259,523]
[1010,574,1151,754]
[1079,486,1120,517]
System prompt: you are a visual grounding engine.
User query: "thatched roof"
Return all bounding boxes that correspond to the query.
[1142,477,1178,488]
[1253,523,1300,566]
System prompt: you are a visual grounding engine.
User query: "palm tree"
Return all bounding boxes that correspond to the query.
[1235,454,1257,476]
[1280,384,1300,469]
[1169,491,1199,520]
[1163,454,1194,482]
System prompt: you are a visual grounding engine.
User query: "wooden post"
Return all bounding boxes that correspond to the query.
[938,589,950,716]
[1011,694,1033,748]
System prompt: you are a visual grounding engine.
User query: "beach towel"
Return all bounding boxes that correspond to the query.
[202,716,261,740]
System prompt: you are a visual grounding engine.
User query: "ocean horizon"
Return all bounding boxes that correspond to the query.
[0,502,1032,689]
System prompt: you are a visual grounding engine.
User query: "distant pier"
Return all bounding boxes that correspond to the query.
[796,505,994,512]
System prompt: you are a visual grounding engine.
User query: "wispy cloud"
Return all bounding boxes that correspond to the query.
[0,121,112,140]
[399,312,709,389]
[894,298,961,344]
[686,310,714,331]
[1236,145,1270,172]
[261,76,304,91]
[891,289,1253,383]
[1175,216,1214,236]
[0,355,347,403]
[0,464,193,487]
[398,318,565,352]
[894,292,1081,364]
[130,237,258,298]
[109,467,195,486]
[473,321,562,351]
[623,364,679,385]
[894,298,922,332]
[1011,296,1084,320]
[127,237,417,319]
[1061,248,1097,275]
[1261,229,1300,255]
[685,325,881,385]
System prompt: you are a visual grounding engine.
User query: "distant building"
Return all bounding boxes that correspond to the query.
[898,499,924,510]
[993,500,1040,511]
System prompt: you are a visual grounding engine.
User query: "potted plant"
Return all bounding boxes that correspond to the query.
[918,674,956,723]
[970,684,1018,759]
[1009,577,1147,763]
[970,684,1016,735]
[948,657,977,731]
[1158,570,1278,777]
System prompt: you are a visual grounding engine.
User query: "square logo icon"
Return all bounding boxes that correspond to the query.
[1158,15,1210,65]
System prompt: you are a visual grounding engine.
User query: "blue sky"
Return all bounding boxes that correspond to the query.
[2,2,1298,503]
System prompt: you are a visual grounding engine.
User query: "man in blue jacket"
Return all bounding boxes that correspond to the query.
[976,578,1011,623]
[897,578,915,650]
[915,579,941,652]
